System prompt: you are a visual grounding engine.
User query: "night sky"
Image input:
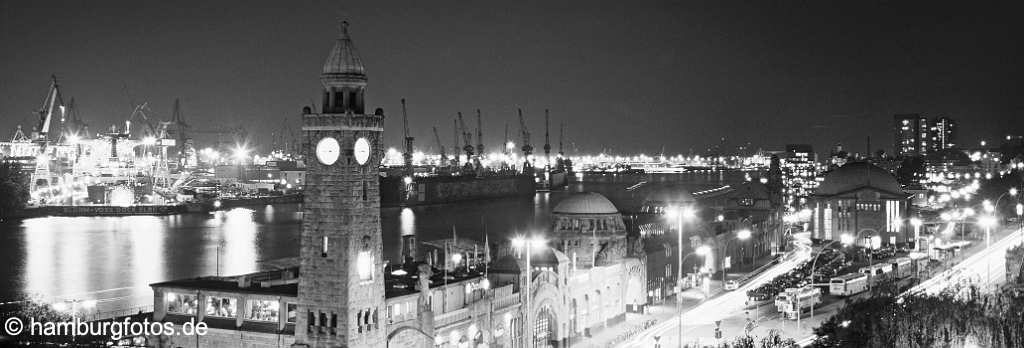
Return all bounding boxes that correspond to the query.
[1,1,1021,156]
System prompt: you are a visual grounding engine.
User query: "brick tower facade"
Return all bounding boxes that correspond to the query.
[293,21,387,348]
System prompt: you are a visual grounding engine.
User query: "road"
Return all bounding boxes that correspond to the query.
[622,238,813,348]
[907,227,1022,297]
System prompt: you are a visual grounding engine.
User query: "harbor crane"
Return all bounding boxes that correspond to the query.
[432,126,447,168]
[543,109,551,169]
[33,75,65,148]
[518,108,533,173]
[30,75,66,191]
[401,99,414,175]
[457,112,477,173]
[475,109,484,163]
[452,118,460,168]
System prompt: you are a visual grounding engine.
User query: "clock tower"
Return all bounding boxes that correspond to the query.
[293,21,386,348]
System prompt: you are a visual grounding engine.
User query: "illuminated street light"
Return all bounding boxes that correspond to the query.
[737,229,752,240]
[142,136,157,146]
[840,233,855,246]
[910,217,923,251]
[511,235,545,346]
[1011,188,1019,197]
[695,245,710,256]
[233,145,249,164]
[979,215,998,289]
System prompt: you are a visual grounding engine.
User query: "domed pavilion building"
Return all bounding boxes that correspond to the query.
[490,192,646,347]
[810,161,913,248]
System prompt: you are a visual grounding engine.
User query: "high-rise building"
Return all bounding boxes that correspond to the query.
[782,144,819,207]
[929,116,956,151]
[894,114,930,157]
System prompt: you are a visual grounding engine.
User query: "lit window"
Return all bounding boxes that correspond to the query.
[206,296,237,318]
[286,303,297,323]
[247,300,280,322]
[165,292,197,315]
[358,251,375,281]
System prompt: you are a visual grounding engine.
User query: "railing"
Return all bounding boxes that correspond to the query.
[81,305,154,322]
[434,308,470,328]
[492,293,521,310]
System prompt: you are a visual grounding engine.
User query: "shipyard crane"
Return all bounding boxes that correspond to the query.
[543,109,551,169]
[457,112,476,173]
[452,118,461,168]
[475,109,484,163]
[127,102,161,139]
[559,121,565,157]
[168,98,191,162]
[518,108,533,173]
[33,75,65,147]
[432,126,448,168]
[401,99,414,174]
[501,122,512,172]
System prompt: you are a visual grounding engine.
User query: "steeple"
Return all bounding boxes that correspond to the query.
[320,20,367,114]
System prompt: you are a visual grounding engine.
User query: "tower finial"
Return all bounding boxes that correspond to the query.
[338,20,349,38]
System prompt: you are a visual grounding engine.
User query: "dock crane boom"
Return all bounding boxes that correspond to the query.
[401,99,414,174]
[543,109,551,168]
[34,75,65,147]
[518,108,533,172]
[457,112,478,173]
[452,118,460,167]
[475,109,484,161]
[433,126,447,167]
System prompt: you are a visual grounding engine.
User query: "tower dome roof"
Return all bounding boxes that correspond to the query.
[552,192,619,215]
[816,161,903,196]
[322,21,366,79]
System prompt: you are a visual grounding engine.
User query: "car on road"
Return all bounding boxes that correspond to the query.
[725,280,740,291]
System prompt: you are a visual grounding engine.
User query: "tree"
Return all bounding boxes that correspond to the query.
[812,284,1024,348]
[0,161,30,221]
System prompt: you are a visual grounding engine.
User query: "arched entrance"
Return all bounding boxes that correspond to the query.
[533,305,558,348]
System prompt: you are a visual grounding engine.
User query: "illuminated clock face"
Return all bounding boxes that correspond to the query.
[354,137,371,165]
[315,137,340,165]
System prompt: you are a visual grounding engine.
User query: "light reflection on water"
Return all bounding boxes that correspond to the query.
[0,172,752,312]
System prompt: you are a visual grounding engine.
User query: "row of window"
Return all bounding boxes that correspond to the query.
[165,293,296,323]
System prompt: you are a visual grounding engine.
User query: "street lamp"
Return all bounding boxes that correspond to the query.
[979,215,998,289]
[1017,203,1023,239]
[737,229,752,266]
[511,235,545,348]
[666,206,695,348]
[910,218,923,252]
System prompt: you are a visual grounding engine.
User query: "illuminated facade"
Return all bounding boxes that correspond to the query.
[781,144,820,207]
[810,162,912,247]
[894,113,930,157]
[929,117,956,152]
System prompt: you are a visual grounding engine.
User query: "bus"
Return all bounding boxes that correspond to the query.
[775,286,822,320]
[830,273,869,296]
[858,263,893,279]
[890,257,914,279]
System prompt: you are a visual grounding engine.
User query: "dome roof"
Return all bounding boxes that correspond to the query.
[553,192,619,215]
[816,162,903,196]
[321,21,366,79]
[643,185,696,205]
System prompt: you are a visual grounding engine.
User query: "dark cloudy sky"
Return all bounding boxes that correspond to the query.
[1,1,1021,156]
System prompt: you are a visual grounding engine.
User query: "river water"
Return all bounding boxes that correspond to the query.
[0,170,755,314]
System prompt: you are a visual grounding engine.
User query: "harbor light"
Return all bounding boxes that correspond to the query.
[695,245,710,256]
[737,229,752,240]
[840,233,855,246]
[979,215,997,229]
